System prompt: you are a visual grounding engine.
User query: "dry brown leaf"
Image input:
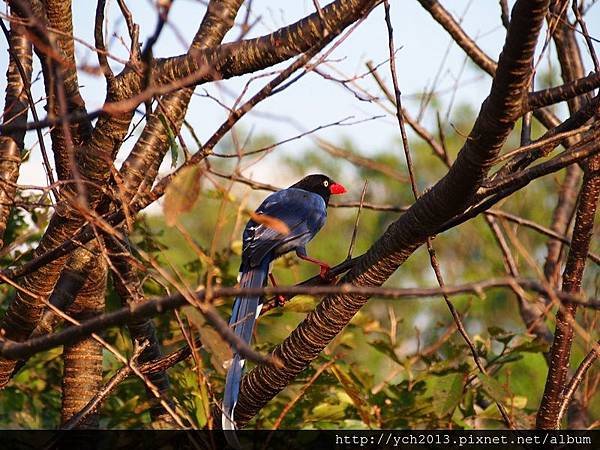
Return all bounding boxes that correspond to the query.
[183,306,231,374]
[249,212,290,235]
[163,166,202,226]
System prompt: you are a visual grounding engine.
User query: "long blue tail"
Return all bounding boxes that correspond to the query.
[222,259,269,433]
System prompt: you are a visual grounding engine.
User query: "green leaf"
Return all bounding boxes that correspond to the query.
[282,295,317,313]
[311,402,347,421]
[488,326,515,344]
[478,373,509,404]
[370,340,402,365]
[330,364,371,426]
[440,374,464,417]
[487,326,505,336]
[511,337,551,354]
[426,359,470,376]
[424,374,464,418]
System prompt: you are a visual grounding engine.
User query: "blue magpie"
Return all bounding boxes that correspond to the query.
[222,174,346,432]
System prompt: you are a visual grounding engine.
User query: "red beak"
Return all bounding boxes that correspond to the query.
[329,183,347,195]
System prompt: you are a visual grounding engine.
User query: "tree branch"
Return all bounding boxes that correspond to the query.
[0,20,32,247]
[60,254,107,428]
[119,0,245,203]
[0,277,597,362]
[537,162,600,429]
[416,0,571,150]
[556,341,600,426]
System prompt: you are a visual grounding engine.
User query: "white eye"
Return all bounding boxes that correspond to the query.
[323,180,329,187]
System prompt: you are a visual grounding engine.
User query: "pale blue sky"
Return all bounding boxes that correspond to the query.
[2,0,599,187]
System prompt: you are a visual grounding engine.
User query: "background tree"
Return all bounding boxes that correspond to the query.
[0,0,598,430]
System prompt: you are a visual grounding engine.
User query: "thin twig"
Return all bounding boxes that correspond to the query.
[347,181,368,259]
[557,343,600,425]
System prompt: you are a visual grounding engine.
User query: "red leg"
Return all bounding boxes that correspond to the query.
[269,273,287,307]
[296,253,334,281]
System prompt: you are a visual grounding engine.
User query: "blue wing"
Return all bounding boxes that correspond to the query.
[241,188,327,269]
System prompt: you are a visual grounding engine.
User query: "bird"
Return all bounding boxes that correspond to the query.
[222,174,346,433]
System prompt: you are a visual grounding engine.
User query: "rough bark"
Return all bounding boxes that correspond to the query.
[527,71,600,111]
[543,0,588,286]
[42,0,93,180]
[234,0,551,425]
[0,1,111,385]
[536,162,600,429]
[0,23,32,247]
[7,246,97,378]
[9,0,92,180]
[60,253,108,428]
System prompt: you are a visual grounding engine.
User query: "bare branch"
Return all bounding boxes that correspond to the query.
[0,277,598,362]
[557,341,600,426]
[537,163,600,429]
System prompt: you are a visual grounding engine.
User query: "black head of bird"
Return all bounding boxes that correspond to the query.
[290,173,347,205]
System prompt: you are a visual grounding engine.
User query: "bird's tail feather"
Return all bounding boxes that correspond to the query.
[222,260,269,433]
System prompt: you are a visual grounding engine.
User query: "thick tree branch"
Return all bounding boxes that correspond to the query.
[527,71,600,111]
[60,255,107,429]
[146,0,380,97]
[536,3,593,428]
[0,21,32,247]
[9,0,92,180]
[539,1,587,294]
[61,339,149,430]
[43,0,92,177]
